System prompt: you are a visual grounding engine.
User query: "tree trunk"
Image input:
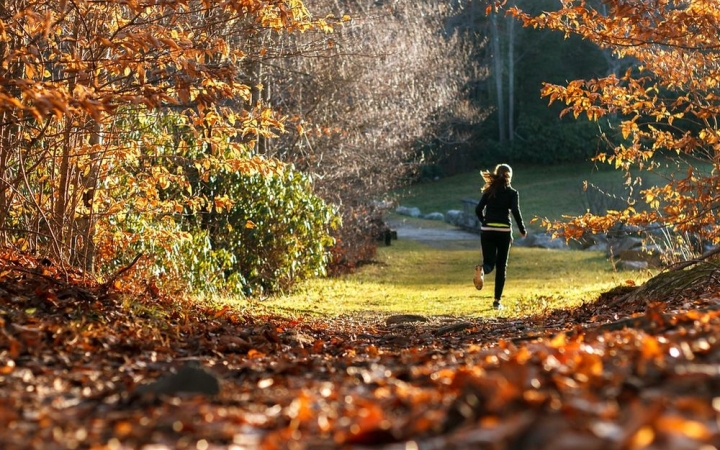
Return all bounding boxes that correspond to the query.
[54,120,74,260]
[54,12,84,264]
[252,30,271,155]
[491,13,507,147]
[507,11,515,144]
[0,0,21,241]
[74,119,102,272]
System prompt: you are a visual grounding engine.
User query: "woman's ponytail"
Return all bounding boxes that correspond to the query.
[481,164,513,197]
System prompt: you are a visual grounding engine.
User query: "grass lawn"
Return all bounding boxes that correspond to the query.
[254,237,653,319]
[242,161,680,319]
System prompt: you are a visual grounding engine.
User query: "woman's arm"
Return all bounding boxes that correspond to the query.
[475,194,487,224]
[511,191,527,236]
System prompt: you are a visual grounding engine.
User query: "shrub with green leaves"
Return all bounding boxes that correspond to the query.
[100,109,338,297]
[201,164,339,296]
[509,115,602,163]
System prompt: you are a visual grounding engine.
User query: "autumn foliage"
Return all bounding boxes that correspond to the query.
[6,2,720,447]
[506,0,720,254]
[0,0,340,293]
[3,246,720,448]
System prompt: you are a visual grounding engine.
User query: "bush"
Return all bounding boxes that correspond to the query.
[519,118,595,162]
[92,107,339,296]
[101,160,338,297]
[481,115,610,164]
[197,164,339,296]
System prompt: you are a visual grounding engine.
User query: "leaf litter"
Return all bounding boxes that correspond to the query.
[2,249,720,449]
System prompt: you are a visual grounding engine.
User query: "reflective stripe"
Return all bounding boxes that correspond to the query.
[486,222,509,227]
[481,226,511,232]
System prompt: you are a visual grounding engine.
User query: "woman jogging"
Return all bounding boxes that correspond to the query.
[474,164,527,309]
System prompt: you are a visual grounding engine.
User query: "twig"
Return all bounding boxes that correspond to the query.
[4,265,64,285]
[669,246,720,272]
[100,253,144,294]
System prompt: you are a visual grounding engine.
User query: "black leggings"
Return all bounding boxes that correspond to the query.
[480,230,512,300]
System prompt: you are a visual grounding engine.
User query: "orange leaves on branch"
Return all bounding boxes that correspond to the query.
[212,195,234,213]
[0,0,337,279]
[511,0,720,246]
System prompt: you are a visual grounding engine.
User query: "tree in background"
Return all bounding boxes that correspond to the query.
[482,0,615,164]
[509,0,720,255]
[245,0,487,273]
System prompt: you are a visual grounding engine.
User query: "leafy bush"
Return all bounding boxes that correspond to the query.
[480,115,613,165]
[201,165,339,296]
[514,116,601,162]
[97,110,338,297]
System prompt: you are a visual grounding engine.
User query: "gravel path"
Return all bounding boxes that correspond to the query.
[386,218,480,249]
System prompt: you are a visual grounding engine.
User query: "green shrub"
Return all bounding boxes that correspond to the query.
[481,115,612,165]
[202,165,339,295]
[99,109,338,297]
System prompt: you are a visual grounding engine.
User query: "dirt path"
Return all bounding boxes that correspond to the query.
[386,217,479,249]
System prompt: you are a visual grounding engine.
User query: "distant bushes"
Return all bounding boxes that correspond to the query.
[510,115,602,163]
[480,115,607,165]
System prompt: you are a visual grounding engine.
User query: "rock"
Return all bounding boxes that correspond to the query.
[607,236,643,256]
[617,260,649,270]
[444,211,480,231]
[395,206,421,218]
[135,362,221,397]
[586,242,608,252]
[444,210,463,225]
[516,233,569,250]
[423,212,444,221]
[386,314,429,325]
[434,322,473,335]
[460,214,480,230]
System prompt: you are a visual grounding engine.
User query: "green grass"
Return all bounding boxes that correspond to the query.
[227,161,679,319]
[247,237,652,319]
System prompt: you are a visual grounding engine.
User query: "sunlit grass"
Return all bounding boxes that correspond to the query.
[245,237,653,319]
[221,161,685,320]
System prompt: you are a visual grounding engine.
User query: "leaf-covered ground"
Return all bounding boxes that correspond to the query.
[2,250,720,449]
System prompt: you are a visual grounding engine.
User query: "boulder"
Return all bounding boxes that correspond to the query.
[516,233,569,250]
[423,212,445,221]
[607,236,644,257]
[395,206,421,218]
[444,210,479,231]
[586,242,609,252]
[617,260,649,270]
[444,210,463,225]
[136,362,221,397]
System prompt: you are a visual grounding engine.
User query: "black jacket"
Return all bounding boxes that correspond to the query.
[475,186,526,235]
